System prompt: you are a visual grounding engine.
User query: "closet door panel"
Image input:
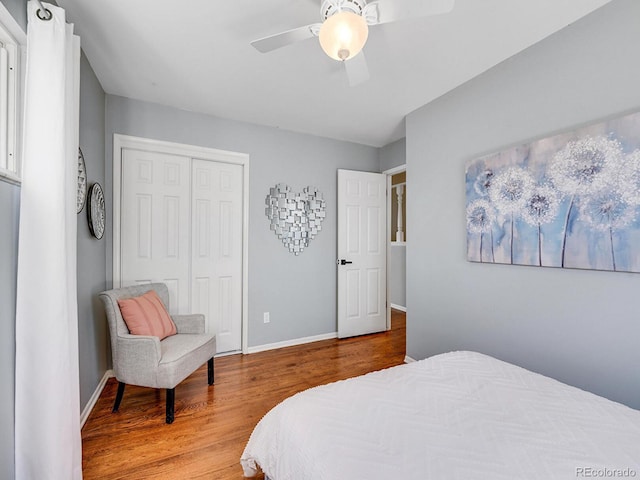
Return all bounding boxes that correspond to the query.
[191,159,243,353]
[120,149,191,314]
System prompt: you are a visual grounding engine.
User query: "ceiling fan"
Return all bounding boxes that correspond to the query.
[251,0,455,86]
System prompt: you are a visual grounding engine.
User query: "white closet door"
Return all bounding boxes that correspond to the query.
[191,159,243,352]
[120,149,191,314]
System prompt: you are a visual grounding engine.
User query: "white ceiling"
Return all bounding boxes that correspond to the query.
[57,0,611,147]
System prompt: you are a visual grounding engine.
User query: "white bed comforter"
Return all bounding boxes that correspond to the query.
[240,351,640,480]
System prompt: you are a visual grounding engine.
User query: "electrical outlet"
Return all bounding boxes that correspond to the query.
[263,312,270,324]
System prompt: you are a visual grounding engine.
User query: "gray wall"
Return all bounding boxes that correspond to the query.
[1,0,26,31]
[379,138,407,309]
[406,0,640,409]
[77,52,107,409]
[0,2,25,477]
[0,182,19,480]
[388,245,406,308]
[105,96,379,348]
[379,138,406,172]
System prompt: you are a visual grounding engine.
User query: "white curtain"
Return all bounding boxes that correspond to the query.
[15,2,82,479]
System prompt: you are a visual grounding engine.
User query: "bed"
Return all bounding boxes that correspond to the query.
[241,351,640,479]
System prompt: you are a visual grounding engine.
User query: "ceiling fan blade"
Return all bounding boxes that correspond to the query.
[367,0,455,25]
[251,24,322,53]
[344,51,370,87]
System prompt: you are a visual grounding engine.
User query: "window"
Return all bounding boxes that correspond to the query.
[0,13,22,184]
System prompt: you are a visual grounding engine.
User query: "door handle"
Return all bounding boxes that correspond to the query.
[337,259,353,265]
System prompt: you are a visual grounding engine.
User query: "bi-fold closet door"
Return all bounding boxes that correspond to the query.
[119,148,243,353]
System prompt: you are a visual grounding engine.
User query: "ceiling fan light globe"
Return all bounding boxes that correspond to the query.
[319,11,368,62]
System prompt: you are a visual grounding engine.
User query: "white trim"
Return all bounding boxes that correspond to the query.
[382,164,407,176]
[0,168,20,185]
[241,159,250,354]
[385,172,392,244]
[247,332,338,354]
[385,173,392,330]
[389,241,406,247]
[215,349,241,358]
[0,4,25,182]
[390,303,406,312]
[404,355,417,363]
[112,134,250,354]
[0,4,26,44]
[80,369,114,428]
[113,135,250,164]
[112,135,123,288]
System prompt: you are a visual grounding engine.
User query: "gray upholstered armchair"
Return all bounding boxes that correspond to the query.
[99,283,216,423]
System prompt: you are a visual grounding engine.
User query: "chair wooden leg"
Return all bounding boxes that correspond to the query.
[208,357,214,385]
[166,388,175,424]
[112,382,125,413]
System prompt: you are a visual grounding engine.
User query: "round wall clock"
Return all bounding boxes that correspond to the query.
[77,148,87,214]
[87,183,105,239]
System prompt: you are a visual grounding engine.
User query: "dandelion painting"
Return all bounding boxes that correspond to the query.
[465,111,640,273]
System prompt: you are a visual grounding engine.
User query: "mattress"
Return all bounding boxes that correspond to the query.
[241,351,640,479]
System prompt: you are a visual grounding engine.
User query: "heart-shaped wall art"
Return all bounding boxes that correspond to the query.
[265,184,326,255]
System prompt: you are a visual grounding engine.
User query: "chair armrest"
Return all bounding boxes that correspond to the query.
[171,314,206,334]
[115,334,162,385]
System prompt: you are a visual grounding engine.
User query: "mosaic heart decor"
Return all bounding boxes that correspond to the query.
[265,184,326,255]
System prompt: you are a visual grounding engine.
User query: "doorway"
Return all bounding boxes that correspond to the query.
[112,135,249,354]
[384,164,407,329]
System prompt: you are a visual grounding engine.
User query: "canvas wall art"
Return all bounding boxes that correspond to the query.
[465,111,640,273]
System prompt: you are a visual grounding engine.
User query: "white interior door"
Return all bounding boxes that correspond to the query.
[191,159,243,353]
[337,169,387,338]
[120,149,191,313]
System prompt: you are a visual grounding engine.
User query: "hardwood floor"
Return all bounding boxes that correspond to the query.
[82,310,406,479]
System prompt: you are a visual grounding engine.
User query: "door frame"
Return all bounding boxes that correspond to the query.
[383,163,407,330]
[112,134,250,354]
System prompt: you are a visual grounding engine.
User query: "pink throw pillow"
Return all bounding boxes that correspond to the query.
[118,290,177,340]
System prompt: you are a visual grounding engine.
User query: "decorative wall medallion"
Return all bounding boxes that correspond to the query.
[87,182,105,240]
[77,147,87,214]
[265,184,326,255]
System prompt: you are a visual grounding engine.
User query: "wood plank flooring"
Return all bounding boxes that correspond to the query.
[82,310,406,479]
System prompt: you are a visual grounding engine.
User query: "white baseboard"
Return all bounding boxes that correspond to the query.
[390,304,406,312]
[215,349,242,358]
[81,369,114,428]
[404,355,417,363]
[247,332,338,354]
